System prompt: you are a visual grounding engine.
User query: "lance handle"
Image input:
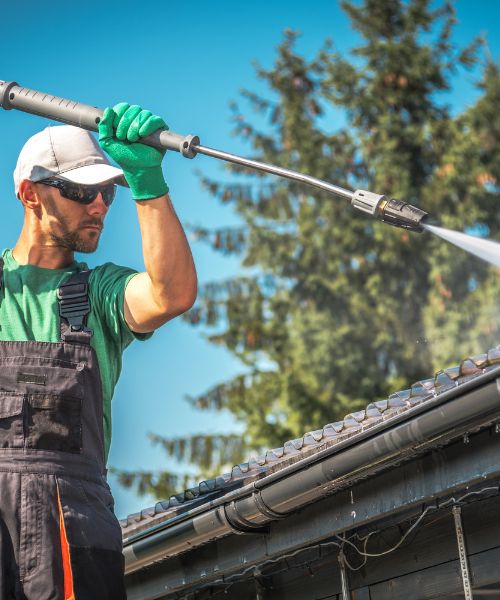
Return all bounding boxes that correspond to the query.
[0,80,199,158]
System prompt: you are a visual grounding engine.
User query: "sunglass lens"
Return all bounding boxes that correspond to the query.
[101,185,116,207]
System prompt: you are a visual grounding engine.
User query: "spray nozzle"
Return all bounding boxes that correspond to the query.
[351,190,428,232]
[378,198,428,232]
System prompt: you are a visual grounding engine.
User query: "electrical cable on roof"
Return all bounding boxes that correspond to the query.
[175,541,343,598]
[335,530,377,571]
[179,484,499,598]
[338,485,499,567]
[337,509,432,569]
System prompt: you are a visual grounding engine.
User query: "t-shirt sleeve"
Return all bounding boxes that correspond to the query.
[89,263,153,349]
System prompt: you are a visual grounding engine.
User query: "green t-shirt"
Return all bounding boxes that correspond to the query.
[0,248,150,461]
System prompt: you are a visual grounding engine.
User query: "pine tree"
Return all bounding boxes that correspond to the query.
[115,0,500,499]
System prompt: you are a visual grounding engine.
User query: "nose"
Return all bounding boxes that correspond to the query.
[88,192,109,216]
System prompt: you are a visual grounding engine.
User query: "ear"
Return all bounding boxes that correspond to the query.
[18,180,43,212]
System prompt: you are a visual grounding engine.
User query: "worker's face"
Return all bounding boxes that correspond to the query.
[37,184,110,253]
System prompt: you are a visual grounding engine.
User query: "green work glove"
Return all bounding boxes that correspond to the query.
[98,102,169,200]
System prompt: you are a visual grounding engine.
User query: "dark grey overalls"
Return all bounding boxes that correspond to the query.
[0,260,126,599]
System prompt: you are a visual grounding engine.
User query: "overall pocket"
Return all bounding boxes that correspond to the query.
[26,394,82,453]
[0,393,24,448]
[0,355,85,398]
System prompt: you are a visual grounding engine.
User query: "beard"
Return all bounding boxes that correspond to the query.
[49,225,102,253]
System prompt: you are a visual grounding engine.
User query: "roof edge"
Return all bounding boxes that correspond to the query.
[123,366,500,574]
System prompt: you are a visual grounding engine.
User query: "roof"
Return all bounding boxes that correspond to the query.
[120,344,500,539]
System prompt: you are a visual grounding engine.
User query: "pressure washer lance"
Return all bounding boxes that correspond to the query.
[0,80,428,232]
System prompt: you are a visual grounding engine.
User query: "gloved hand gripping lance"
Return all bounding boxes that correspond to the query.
[0,80,428,231]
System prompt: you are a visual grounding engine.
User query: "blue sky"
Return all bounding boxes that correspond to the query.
[2,0,500,519]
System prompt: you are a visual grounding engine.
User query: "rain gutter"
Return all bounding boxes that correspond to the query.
[123,366,500,574]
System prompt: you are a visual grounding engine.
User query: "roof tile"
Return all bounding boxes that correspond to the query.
[433,371,457,393]
[460,358,482,377]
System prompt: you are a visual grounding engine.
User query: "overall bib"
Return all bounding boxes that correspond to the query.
[0,261,126,599]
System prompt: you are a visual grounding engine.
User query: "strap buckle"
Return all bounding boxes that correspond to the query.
[57,281,92,333]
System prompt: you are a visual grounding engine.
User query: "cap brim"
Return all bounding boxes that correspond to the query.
[58,164,129,187]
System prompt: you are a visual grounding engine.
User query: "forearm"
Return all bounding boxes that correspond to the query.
[138,194,197,309]
[125,194,197,331]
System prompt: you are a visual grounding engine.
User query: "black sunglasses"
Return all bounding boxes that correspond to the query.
[39,178,116,208]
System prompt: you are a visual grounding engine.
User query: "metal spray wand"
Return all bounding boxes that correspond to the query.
[0,80,428,232]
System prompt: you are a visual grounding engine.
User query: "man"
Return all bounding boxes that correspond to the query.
[0,103,197,599]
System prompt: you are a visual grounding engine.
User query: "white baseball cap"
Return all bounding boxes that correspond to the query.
[13,125,127,197]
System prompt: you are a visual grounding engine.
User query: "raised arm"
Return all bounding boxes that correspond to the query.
[99,103,197,333]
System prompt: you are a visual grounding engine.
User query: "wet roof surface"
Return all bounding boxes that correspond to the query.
[120,345,500,537]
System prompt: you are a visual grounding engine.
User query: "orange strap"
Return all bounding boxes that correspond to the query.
[57,485,75,600]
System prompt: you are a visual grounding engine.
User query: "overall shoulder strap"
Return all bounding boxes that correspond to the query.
[57,269,93,344]
[0,257,4,293]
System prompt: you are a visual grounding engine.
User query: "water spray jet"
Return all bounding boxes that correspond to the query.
[423,223,500,269]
